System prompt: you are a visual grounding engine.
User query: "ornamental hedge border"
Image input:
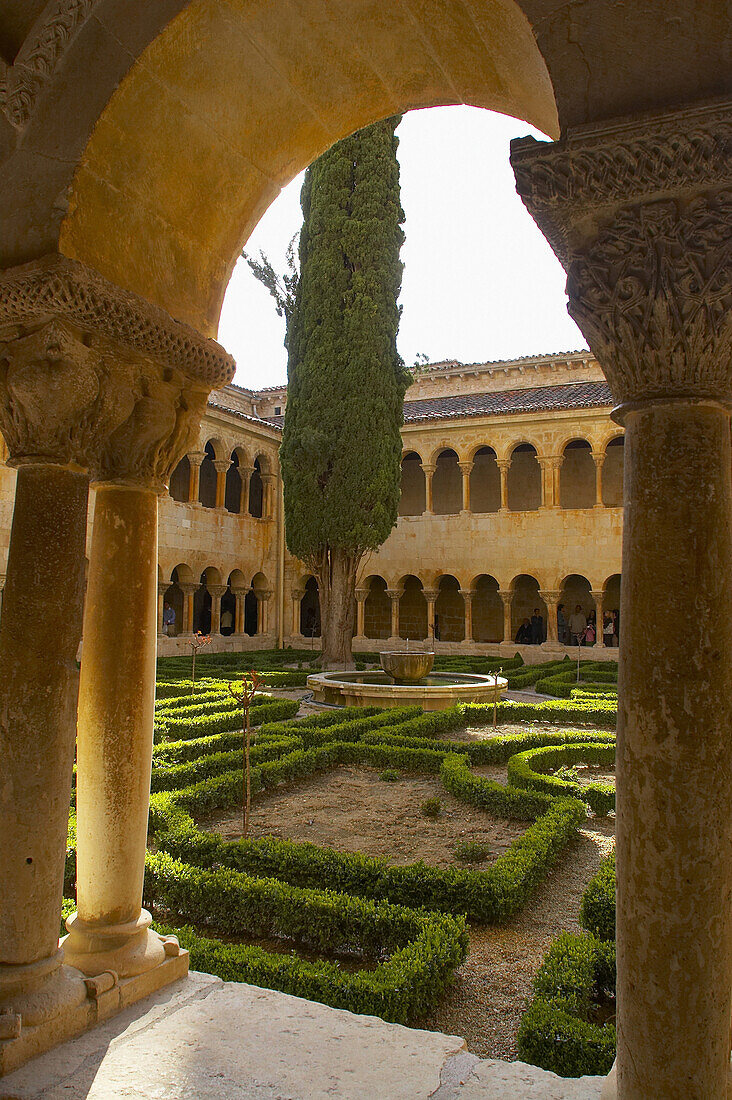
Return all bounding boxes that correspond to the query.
[580,851,616,941]
[145,852,469,1024]
[507,742,616,816]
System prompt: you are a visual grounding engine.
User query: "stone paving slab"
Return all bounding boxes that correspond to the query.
[1,973,605,1100]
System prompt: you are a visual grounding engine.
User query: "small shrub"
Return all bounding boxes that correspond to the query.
[453,840,491,864]
[379,769,400,782]
[421,797,441,817]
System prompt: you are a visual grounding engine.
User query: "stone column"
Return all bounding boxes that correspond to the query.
[460,589,473,643]
[0,573,5,623]
[539,590,560,645]
[354,587,368,641]
[420,462,435,514]
[498,589,512,642]
[257,590,272,635]
[261,472,276,519]
[232,587,247,634]
[424,588,438,642]
[496,459,510,511]
[238,465,254,515]
[208,584,227,634]
[458,461,473,513]
[186,450,205,504]
[180,582,197,633]
[513,98,732,1100]
[592,452,605,508]
[212,459,229,510]
[157,581,168,634]
[537,456,553,508]
[64,362,213,984]
[592,590,605,647]
[386,588,401,641]
[291,588,304,636]
[0,316,138,1054]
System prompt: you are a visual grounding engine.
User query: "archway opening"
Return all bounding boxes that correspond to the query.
[471,447,500,513]
[199,443,217,509]
[399,576,427,641]
[433,449,461,515]
[249,457,264,519]
[560,574,595,645]
[508,444,541,511]
[225,451,241,513]
[398,453,425,516]
[511,574,546,642]
[244,589,259,636]
[364,577,390,639]
[472,574,502,642]
[169,455,190,503]
[193,571,213,633]
[435,575,464,641]
[164,568,185,636]
[603,573,622,646]
[560,439,595,509]
[603,436,624,506]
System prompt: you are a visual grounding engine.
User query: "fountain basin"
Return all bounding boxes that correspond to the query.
[307,670,507,711]
[380,650,434,683]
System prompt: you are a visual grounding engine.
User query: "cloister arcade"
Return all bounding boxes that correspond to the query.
[168,440,273,519]
[162,565,272,638]
[399,433,624,515]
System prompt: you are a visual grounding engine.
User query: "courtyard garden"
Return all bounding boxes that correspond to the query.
[64,648,618,1071]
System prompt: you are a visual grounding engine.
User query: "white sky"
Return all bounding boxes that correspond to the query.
[218,106,586,391]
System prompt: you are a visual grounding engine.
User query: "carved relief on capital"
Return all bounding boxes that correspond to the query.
[567,191,732,404]
[0,319,136,467]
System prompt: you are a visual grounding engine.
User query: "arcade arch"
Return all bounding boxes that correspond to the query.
[363,576,390,640]
[507,443,541,512]
[560,439,595,509]
[470,447,501,513]
[398,452,426,516]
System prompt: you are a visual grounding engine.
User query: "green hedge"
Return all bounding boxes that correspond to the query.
[507,742,616,816]
[363,727,615,764]
[150,736,304,793]
[580,851,616,941]
[517,931,616,1077]
[162,698,299,740]
[480,698,617,729]
[145,852,468,1023]
[148,741,584,923]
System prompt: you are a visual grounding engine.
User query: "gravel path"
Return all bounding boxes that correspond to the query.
[419,816,615,1059]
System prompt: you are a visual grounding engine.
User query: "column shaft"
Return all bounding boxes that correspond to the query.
[292,592,303,636]
[616,402,732,1099]
[540,592,559,645]
[0,467,89,973]
[593,454,605,507]
[425,593,437,640]
[421,464,435,514]
[461,591,473,642]
[499,591,512,642]
[498,462,509,510]
[233,590,246,635]
[187,453,204,503]
[65,485,165,978]
[458,462,472,513]
[592,591,605,647]
[387,592,400,639]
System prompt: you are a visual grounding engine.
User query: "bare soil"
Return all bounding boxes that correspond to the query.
[202,766,528,869]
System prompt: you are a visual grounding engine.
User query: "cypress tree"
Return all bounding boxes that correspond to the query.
[280,117,409,667]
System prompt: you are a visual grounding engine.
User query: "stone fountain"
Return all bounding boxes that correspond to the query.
[307,647,506,711]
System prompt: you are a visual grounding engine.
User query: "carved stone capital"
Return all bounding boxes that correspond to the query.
[0,319,136,468]
[212,460,231,475]
[0,256,234,486]
[511,100,732,406]
[355,589,369,602]
[207,585,227,600]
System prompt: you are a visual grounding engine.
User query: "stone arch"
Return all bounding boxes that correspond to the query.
[603,573,622,646]
[249,455,266,518]
[224,448,243,514]
[432,448,462,515]
[398,451,426,517]
[560,573,596,643]
[470,445,500,513]
[169,454,190,502]
[510,573,546,642]
[363,575,390,640]
[435,574,464,642]
[471,574,503,643]
[603,435,625,507]
[507,442,541,511]
[398,575,427,641]
[57,0,558,334]
[560,437,595,509]
[199,441,218,509]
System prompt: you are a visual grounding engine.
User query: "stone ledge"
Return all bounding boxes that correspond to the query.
[1,972,604,1099]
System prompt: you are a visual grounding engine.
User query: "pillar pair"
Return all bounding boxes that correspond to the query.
[513,97,732,1100]
[0,257,233,1072]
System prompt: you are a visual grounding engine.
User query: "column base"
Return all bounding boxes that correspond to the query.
[62,909,166,979]
[0,944,188,1077]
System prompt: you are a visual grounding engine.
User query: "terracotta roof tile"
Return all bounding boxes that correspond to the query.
[402,381,613,423]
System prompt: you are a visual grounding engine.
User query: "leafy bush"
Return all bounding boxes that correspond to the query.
[379,769,400,782]
[420,797,441,817]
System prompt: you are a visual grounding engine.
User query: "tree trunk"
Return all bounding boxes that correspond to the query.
[317,547,360,669]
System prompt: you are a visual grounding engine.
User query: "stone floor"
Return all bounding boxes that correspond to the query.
[2,972,605,1099]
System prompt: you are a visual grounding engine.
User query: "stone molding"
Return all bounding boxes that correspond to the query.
[0,256,235,389]
[0,0,99,130]
[511,100,732,406]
